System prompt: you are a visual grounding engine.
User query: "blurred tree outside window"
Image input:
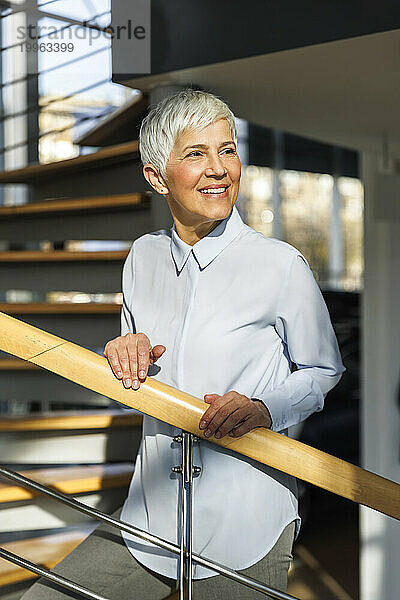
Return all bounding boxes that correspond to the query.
[240,166,363,291]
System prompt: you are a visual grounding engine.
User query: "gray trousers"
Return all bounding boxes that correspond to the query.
[21,508,295,600]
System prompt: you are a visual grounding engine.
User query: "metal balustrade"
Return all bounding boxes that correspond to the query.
[0,448,299,600]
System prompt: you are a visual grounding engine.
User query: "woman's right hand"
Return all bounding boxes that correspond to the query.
[104,333,166,390]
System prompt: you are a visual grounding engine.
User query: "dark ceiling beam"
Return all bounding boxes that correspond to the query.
[112,0,400,82]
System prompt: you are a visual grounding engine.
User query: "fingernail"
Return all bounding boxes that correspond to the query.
[139,370,146,378]
[123,379,131,388]
[199,420,207,429]
[132,379,139,389]
[204,429,211,437]
[215,432,221,439]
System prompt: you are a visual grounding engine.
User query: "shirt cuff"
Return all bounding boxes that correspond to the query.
[252,388,292,432]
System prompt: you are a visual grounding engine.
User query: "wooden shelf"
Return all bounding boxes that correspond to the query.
[0,358,40,370]
[0,463,134,503]
[0,193,149,218]
[0,528,93,586]
[0,303,121,314]
[0,140,139,184]
[0,249,129,262]
[0,409,143,432]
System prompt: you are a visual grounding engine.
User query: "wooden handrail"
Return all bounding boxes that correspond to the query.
[0,311,399,521]
[0,358,40,369]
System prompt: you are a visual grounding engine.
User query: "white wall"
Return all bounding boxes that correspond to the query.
[360,152,400,599]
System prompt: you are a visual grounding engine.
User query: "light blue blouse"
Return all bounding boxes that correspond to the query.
[119,204,345,579]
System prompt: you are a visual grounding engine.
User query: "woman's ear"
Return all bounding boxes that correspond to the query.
[142,164,169,195]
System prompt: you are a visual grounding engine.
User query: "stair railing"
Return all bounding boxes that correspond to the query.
[0,463,297,600]
[0,311,399,599]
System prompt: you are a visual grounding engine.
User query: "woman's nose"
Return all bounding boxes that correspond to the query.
[204,154,227,177]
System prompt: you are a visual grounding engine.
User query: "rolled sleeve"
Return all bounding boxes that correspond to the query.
[256,253,345,432]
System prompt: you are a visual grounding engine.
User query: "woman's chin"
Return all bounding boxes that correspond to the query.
[199,198,235,220]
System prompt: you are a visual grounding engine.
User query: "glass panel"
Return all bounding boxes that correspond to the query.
[339,176,364,291]
[36,1,133,163]
[280,170,333,284]
[38,0,109,22]
[239,165,274,237]
[241,167,364,291]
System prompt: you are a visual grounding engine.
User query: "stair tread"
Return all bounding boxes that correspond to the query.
[0,193,149,218]
[0,409,143,432]
[0,141,139,184]
[77,92,148,147]
[0,463,134,503]
[0,528,93,586]
[0,530,179,593]
[0,250,129,262]
[0,303,121,314]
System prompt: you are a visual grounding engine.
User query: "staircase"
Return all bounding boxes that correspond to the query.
[0,132,168,411]
[0,83,172,596]
[0,410,142,597]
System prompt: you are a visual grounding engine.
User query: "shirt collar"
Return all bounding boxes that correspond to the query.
[170,205,245,273]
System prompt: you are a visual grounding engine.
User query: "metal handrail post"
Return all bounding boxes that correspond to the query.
[173,432,201,599]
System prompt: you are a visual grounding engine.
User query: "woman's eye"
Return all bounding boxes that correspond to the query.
[222,148,236,155]
[186,151,202,157]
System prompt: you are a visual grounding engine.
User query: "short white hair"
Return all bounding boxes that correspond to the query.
[139,88,238,179]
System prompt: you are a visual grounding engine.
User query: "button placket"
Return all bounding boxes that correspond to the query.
[177,251,200,391]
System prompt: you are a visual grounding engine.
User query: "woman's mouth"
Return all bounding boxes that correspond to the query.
[198,185,230,197]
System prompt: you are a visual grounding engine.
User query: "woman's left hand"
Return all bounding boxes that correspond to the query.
[199,392,272,439]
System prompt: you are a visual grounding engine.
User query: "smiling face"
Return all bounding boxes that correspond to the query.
[143,118,241,245]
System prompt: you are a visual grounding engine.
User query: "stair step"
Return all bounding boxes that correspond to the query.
[0,193,149,218]
[0,251,129,294]
[0,528,94,586]
[0,193,153,242]
[0,141,139,184]
[0,463,134,503]
[77,92,148,147]
[0,410,143,464]
[0,410,142,432]
[0,250,129,263]
[0,303,121,314]
[0,531,180,591]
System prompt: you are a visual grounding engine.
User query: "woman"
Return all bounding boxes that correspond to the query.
[23,88,344,599]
